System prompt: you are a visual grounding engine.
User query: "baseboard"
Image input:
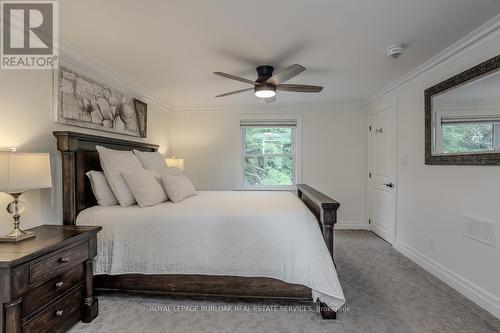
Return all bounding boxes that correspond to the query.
[394,239,500,319]
[335,221,370,230]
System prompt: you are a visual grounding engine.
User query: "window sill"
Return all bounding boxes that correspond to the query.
[235,185,297,191]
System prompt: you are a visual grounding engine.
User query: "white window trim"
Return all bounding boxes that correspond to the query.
[235,114,302,191]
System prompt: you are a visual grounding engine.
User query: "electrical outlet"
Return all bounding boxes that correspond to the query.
[464,216,497,247]
[429,237,435,252]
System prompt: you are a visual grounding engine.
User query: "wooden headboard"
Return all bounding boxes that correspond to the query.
[53,131,159,225]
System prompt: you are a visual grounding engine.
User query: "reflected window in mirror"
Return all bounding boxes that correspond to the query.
[442,123,497,154]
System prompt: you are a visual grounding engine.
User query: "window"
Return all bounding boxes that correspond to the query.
[238,118,299,190]
[439,115,500,154]
[442,123,496,153]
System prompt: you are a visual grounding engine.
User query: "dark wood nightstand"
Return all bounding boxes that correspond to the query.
[0,225,102,333]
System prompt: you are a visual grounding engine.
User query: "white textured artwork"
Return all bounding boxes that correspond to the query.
[56,67,147,138]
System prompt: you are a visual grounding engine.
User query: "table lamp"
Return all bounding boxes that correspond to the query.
[165,156,185,172]
[0,152,52,242]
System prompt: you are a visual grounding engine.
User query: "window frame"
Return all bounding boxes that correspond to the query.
[434,109,500,154]
[236,115,301,191]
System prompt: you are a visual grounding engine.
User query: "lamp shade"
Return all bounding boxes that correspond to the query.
[0,152,52,193]
[165,157,184,172]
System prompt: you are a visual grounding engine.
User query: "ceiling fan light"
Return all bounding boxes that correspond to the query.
[255,90,276,98]
[254,84,276,98]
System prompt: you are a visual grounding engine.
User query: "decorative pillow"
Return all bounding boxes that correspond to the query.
[158,166,183,177]
[122,170,168,207]
[86,171,118,207]
[96,146,144,207]
[161,173,197,203]
[133,150,167,171]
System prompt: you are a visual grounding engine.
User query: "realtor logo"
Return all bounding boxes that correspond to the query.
[1,1,58,69]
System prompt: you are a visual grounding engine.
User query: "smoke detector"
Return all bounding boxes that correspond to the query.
[386,44,404,59]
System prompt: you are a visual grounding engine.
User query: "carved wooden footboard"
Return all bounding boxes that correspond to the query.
[297,184,340,261]
[297,184,340,319]
[53,131,341,319]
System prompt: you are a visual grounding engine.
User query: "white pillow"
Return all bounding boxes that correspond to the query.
[86,171,118,207]
[133,150,167,171]
[122,170,168,207]
[161,173,197,203]
[96,146,144,207]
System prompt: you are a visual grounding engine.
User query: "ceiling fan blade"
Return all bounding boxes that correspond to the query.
[265,96,276,103]
[277,84,323,93]
[266,64,305,85]
[215,87,253,97]
[213,72,257,85]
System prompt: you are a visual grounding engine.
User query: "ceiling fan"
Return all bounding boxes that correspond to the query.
[213,64,323,103]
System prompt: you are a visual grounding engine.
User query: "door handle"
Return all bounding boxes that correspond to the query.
[383,182,394,188]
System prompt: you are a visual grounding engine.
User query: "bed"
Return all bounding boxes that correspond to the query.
[53,131,345,319]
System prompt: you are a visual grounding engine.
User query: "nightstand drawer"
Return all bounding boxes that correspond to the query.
[22,287,83,333]
[23,264,84,317]
[29,242,88,285]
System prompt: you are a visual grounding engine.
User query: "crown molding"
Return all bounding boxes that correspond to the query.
[171,100,366,113]
[367,13,500,105]
[57,36,175,113]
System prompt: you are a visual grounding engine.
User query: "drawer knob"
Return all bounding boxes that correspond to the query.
[55,310,64,317]
[59,257,70,263]
[55,281,64,288]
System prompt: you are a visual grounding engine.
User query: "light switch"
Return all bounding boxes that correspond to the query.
[401,155,409,166]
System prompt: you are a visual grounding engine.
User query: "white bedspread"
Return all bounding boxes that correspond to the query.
[77,191,345,310]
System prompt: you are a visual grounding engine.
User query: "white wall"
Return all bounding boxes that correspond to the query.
[368,29,500,317]
[0,66,171,235]
[170,106,367,227]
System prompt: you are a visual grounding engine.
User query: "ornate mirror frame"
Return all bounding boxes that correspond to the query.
[425,55,500,166]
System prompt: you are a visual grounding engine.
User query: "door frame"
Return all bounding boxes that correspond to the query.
[367,98,398,245]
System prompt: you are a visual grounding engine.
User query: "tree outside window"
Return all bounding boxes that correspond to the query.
[243,127,294,186]
[442,123,496,153]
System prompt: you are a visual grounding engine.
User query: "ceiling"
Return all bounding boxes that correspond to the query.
[59,0,500,110]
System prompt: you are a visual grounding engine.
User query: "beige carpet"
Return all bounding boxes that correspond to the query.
[70,231,500,333]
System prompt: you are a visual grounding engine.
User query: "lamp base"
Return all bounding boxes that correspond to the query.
[1,192,35,242]
[0,230,35,242]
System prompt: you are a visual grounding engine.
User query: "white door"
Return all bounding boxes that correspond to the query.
[369,105,397,244]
